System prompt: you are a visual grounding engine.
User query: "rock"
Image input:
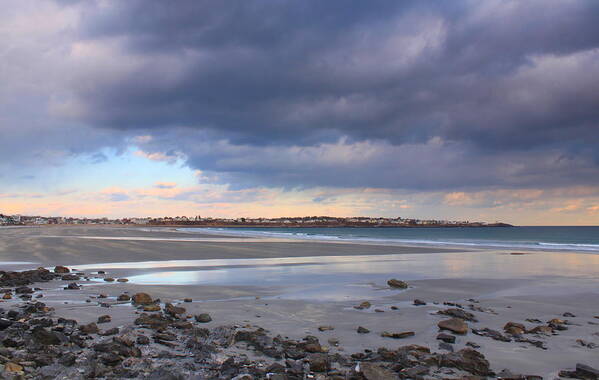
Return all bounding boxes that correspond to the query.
[132,293,153,305]
[526,318,543,323]
[117,294,131,301]
[560,363,599,380]
[117,278,128,282]
[143,304,161,312]
[387,279,408,289]
[438,318,468,335]
[15,286,34,294]
[59,353,77,366]
[304,342,322,353]
[103,277,115,282]
[308,353,329,372]
[577,339,598,349]
[357,326,370,334]
[549,317,566,325]
[101,352,122,366]
[575,363,599,379]
[54,266,70,273]
[195,313,212,323]
[97,315,111,324]
[439,342,454,351]
[0,318,12,330]
[61,274,79,281]
[413,299,427,306]
[164,303,186,316]
[472,328,511,342]
[2,293,11,300]
[354,301,371,309]
[232,376,254,380]
[4,362,23,373]
[31,326,61,345]
[400,366,430,378]
[437,333,456,343]
[381,331,415,339]
[504,321,526,335]
[318,325,334,331]
[135,313,169,330]
[64,282,80,290]
[548,318,568,330]
[440,348,492,376]
[184,298,192,302]
[137,335,150,345]
[79,322,99,334]
[359,362,399,380]
[528,325,553,335]
[563,312,576,317]
[99,327,119,336]
[438,308,478,322]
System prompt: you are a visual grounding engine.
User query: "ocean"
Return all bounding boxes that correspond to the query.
[178,226,599,252]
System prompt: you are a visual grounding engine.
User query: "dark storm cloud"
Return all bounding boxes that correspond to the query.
[65,0,599,148]
[3,0,599,191]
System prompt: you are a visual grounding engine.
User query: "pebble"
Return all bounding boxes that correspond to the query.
[318,325,334,331]
[381,331,415,339]
[98,315,111,324]
[387,279,408,289]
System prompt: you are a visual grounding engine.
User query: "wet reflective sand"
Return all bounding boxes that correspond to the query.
[69,251,599,301]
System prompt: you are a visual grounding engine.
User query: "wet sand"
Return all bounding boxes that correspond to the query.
[0,225,457,265]
[1,225,598,376]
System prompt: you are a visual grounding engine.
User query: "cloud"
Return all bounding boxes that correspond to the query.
[34,0,597,191]
[154,182,177,189]
[0,0,598,215]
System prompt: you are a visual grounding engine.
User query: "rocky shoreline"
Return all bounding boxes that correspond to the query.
[0,268,597,379]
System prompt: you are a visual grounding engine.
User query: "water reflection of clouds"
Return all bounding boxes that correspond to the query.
[76,251,599,300]
[127,252,599,283]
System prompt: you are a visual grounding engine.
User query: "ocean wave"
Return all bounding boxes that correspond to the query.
[177,227,599,252]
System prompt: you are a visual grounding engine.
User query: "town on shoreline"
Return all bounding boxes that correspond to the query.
[0,213,513,228]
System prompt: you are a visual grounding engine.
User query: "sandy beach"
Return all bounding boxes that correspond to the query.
[0,225,598,378]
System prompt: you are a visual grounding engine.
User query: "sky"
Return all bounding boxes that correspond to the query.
[1,0,598,225]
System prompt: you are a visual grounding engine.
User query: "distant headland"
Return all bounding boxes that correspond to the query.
[1,213,513,228]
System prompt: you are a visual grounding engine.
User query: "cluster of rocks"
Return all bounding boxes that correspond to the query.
[0,291,502,379]
[0,267,61,288]
[0,268,597,379]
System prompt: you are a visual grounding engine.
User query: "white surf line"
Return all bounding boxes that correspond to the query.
[38,235,290,243]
